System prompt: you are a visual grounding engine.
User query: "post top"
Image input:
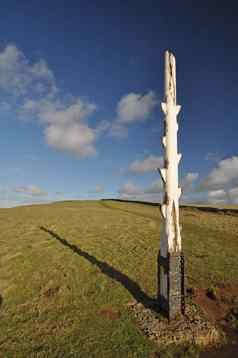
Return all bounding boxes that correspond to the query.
[165,49,175,56]
[164,50,176,104]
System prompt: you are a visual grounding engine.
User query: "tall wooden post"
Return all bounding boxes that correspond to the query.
[158,50,185,320]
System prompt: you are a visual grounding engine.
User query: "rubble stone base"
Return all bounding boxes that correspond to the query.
[127,299,224,349]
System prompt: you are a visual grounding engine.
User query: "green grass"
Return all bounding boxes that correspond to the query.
[0,200,238,357]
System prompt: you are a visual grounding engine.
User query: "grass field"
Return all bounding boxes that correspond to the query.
[0,200,238,357]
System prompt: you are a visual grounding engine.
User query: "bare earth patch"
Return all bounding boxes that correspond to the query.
[193,284,238,356]
[98,308,121,320]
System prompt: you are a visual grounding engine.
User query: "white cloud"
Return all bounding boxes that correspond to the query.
[144,180,163,194]
[0,44,56,97]
[45,122,96,157]
[228,186,238,198]
[227,186,238,204]
[110,121,128,138]
[30,58,55,80]
[207,198,227,205]
[182,185,238,206]
[117,91,158,123]
[118,182,143,196]
[118,172,198,203]
[206,190,228,205]
[94,120,110,137]
[181,172,199,193]
[39,99,96,125]
[19,88,99,157]
[110,91,158,138]
[118,180,163,202]
[95,185,104,193]
[26,99,99,157]
[15,185,47,196]
[19,98,59,120]
[129,155,163,173]
[0,44,105,158]
[208,189,227,199]
[199,156,238,190]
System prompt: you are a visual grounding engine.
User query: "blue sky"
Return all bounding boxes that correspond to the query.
[0,1,238,207]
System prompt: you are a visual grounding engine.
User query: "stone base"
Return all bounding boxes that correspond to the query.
[127,300,223,350]
[158,251,185,320]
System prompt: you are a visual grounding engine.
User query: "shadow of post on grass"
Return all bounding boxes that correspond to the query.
[39,226,161,314]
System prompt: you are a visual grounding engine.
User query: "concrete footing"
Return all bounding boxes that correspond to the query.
[158,251,185,320]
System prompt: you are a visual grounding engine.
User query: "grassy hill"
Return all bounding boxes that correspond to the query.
[0,200,238,357]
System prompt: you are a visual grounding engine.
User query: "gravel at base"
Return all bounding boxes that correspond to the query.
[127,299,224,348]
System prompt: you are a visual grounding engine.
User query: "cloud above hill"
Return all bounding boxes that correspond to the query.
[117,91,158,123]
[0,44,160,154]
[88,185,104,194]
[0,44,106,157]
[199,156,238,190]
[191,155,238,204]
[228,186,238,204]
[110,91,158,137]
[0,44,56,98]
[95,185,104,193]
[15,185,47,196]
[144,180,163,194]
[128,155,163,173]
[118,182,143,196]
[118,179,163,202]
[181,172,199,193]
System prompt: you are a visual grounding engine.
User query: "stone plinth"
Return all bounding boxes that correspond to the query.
[158,251,185,320]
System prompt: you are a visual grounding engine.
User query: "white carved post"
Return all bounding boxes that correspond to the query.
[158,50,185,319]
